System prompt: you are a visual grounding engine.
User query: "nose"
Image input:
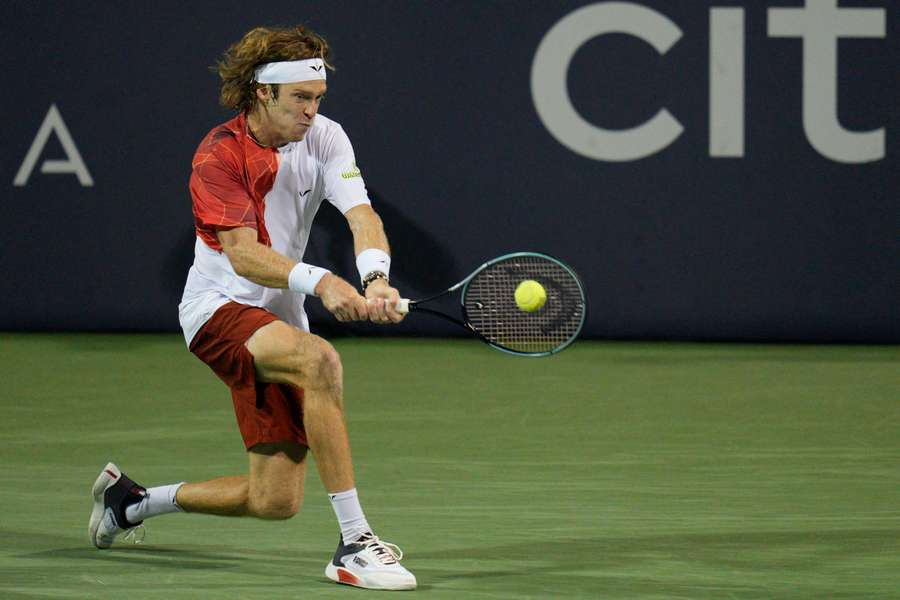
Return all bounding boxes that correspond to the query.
[303,99,319,119]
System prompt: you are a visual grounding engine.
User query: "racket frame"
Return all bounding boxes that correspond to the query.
[402,252,587,357]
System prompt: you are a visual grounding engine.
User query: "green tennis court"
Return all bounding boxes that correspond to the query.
[1,334,897,599]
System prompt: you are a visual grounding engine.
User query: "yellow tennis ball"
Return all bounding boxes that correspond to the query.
[514,280,547,312]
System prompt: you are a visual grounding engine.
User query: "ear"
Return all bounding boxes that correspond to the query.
[255,84,273,104]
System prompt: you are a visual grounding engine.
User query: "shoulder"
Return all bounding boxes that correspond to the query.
[302,113,354,160]
[309,113,344,138]
[193,114,245,170]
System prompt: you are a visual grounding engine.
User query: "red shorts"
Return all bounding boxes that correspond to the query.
[189,301,308,450]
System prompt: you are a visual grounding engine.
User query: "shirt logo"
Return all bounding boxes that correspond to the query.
[299,188,311,197]
[341,163,362,179]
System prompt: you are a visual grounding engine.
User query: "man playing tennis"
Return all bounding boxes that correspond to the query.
[87,25,416,591]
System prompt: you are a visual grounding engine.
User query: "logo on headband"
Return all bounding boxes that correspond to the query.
[255,59,327,83]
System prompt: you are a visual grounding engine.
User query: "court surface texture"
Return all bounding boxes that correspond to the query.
[1,334,897,599]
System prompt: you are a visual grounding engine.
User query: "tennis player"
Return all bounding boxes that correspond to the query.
[87,25,416,591]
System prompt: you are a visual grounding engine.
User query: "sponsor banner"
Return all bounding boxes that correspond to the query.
[1,1,896,341]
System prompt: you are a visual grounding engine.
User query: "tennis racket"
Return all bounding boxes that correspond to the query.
[396,252,587,356]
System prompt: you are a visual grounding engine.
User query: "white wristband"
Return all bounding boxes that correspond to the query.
[288,262,330,296]
[356,248,391,283]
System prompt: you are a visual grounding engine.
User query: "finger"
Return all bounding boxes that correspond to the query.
[378,298,395,323]
[367,297,387,323]
[352,297,369,321]
[382,302,395,323]
[382,299,404,323]
[366,298,379,322]
[338,299,360,322]
[333,300,354,322]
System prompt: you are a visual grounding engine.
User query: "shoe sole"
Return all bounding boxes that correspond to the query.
[325,563,417,591]
[88,462,120,549]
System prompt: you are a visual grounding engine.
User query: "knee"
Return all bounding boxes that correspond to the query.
[250,490,301,520]
[301,336,343,392]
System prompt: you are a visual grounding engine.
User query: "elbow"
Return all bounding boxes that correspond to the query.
[222,245,248,277]
[216,227,258,277]
[348,205,383,236]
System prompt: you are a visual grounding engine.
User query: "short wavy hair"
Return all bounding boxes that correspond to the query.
[217,25,333,112]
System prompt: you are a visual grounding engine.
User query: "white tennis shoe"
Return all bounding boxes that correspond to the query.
[325,532,417,590]
[88,462,147,549]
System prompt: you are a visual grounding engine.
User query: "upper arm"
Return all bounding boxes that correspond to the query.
[192,140,257,234]
[321,125,371,214]
[217,226,258,256]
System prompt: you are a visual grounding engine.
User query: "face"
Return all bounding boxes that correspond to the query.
[257,79,327,145]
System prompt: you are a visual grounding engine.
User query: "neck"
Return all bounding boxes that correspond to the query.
[246,109,283,148]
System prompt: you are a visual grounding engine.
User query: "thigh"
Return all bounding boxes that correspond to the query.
[245,319,329,385]
[191,303,309,450]
[248,441,309,500]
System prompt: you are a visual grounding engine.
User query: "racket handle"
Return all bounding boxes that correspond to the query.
[396,298,410,314]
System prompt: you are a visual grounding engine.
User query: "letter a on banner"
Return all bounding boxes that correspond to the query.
[14,104,94,186]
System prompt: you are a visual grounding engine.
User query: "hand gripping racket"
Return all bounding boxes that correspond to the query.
[396,252,587,356]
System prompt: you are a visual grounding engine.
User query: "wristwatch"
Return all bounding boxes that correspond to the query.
[361,270,389,292]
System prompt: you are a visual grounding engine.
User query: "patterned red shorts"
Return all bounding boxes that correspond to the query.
[189,301,308,450]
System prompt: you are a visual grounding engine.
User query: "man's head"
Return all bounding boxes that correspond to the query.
[217,26,333,145]
[250,71,327,146]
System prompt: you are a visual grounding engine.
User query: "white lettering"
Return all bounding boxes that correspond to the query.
[534,1,888,164]
[14,104,94,187]
[531,2,683,162]
[768,0,885,164]
[709,8,745,157]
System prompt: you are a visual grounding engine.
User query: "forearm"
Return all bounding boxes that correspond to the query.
[347,205,390,256]
[226,241,295,289]
[353,227,389,256]
[342,205,405,323]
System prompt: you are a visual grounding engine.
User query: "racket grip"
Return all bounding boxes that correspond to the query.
[396,298,410,314]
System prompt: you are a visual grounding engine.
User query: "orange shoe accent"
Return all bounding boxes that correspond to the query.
[337,568,361,586]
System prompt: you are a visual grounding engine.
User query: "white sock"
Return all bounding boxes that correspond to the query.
[328,488,371,544]
[125,483,185,523]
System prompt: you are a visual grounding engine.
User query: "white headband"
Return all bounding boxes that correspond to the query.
[254,58,327,84]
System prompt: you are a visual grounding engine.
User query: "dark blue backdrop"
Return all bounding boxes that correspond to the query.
[2,1,897,341]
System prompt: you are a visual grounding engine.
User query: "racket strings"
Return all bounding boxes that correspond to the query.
[463,255,585,354]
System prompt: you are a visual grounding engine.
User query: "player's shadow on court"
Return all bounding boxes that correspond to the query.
[23,545,242,571]
[8,527,300,573]
[16,527,897,593]
[18,542,323,579]
[407,527,898,590]
[17,548,330,594]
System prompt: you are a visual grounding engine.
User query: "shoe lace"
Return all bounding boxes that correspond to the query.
[358,534,403,564]
[122,524,146,545]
